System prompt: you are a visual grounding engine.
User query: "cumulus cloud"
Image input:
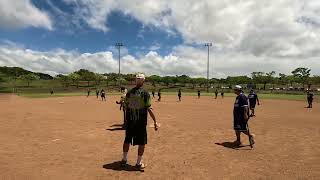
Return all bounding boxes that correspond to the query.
[0,0,53,30]
[62,0,320,58]
[0,44,319,78]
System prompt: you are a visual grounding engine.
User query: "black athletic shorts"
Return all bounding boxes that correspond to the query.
[250,103,256,109]
[234,119,248,131]
[124,124,147,146]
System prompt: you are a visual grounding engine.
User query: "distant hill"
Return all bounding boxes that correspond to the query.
[0,66,53,80]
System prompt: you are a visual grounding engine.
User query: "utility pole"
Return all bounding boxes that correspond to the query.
[115,42,124,89]
[205,43,212,93]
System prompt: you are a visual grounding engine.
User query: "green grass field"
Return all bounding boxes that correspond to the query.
[15,91,310,101]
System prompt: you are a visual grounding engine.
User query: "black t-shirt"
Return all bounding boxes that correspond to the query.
[234,93,249,122]
[125,87,151,126]
[307,92,314,100]
[248,92,258,104]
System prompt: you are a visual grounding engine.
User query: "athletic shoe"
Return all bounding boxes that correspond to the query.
[135,163,146,170]
[120,160,127,167]
[249,135,255,148]
[233,140,242,147]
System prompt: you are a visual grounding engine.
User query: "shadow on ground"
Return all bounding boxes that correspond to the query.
[215,142,252,150]
[102,161,144,172]
[106,124,125,131]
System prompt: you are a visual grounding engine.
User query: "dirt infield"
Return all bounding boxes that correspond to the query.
[0,94,319,180]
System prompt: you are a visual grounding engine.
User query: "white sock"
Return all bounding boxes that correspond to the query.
[122,152,128,161]
[136,155,143,165]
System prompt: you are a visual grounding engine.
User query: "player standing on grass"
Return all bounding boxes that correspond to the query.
[87,88,91,97]
[248,89,260,117]
[307,90,314,108]
[178,89,182,101]
[233,85,255,147]
[120,73,159,170]
[96,89,99,99]
[198,90,201,99]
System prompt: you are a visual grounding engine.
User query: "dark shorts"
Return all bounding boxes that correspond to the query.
[234,119,248,131]
[250,103,256,109]
[124,124,147,146]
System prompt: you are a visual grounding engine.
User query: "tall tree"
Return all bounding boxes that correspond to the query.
[19,74,40,87]
[68,72,80,88]
[291,67,311,88]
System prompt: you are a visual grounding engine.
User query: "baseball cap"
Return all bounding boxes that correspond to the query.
[136,73,145,80]
[234,85,242,90]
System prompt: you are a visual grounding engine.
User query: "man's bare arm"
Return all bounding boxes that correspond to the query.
[147,108,158,130]
[244,107,249,120]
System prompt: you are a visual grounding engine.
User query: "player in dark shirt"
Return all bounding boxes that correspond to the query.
[100,89,106,101]
[248,89,260,117]
[307,90,314,108]
[215,89,218,99]
[158,90,162,102]
[233,85,255,148]
[198,90,201,99]
[96,89,99,99]
[178,89,182,101]
[87,89,90,97]
[152,91,155,98]
[221,90,224,99]
[121,74,158,170]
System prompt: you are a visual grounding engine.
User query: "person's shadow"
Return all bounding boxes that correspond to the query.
[215,142,252,150]
[102,161,144,172]
[106,124,125,131]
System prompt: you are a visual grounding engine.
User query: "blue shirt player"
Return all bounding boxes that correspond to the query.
[248,89,260,117]
[233,85,255,148]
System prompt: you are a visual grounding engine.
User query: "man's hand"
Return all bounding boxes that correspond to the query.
[154,122,159,131]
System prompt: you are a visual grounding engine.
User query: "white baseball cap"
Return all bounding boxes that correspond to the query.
[136,73,145,80]
[234,85,242,90]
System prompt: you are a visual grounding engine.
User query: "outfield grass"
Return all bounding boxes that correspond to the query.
[16,91,310,101]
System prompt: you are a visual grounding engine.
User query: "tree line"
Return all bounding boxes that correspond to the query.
[1,66,320,90]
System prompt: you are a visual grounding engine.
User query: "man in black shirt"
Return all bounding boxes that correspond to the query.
[307,90,314,108]
[121,73,159,170]
[248,89,260,117]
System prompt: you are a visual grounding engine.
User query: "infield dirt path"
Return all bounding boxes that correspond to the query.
[0,94,319,180]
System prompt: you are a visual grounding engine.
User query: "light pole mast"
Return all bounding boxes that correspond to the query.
[115,42,124,89]
[205,43,212,93]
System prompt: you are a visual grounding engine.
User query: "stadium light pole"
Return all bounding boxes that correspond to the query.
[115,42,124,89]
[205,43,212,93]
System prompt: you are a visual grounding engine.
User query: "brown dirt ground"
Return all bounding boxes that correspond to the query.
[0,94,319,180]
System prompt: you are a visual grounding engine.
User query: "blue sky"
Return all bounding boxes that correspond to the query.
[0,0,319,77]
[0,0,183,55]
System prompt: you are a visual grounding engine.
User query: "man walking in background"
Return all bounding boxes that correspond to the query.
[121,73,159,170]
[248,89,260,117]
[233,85,255,147]
[96,89,99,99]
[158,89,162,102]
[178,89,182,102]
[307,90,314,108]
[215,89,218,99]
[100,89,106,101]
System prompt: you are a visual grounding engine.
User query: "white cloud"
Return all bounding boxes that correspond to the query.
[0,0,53,30]
[63,0,320,58]
[0,44,319,78]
